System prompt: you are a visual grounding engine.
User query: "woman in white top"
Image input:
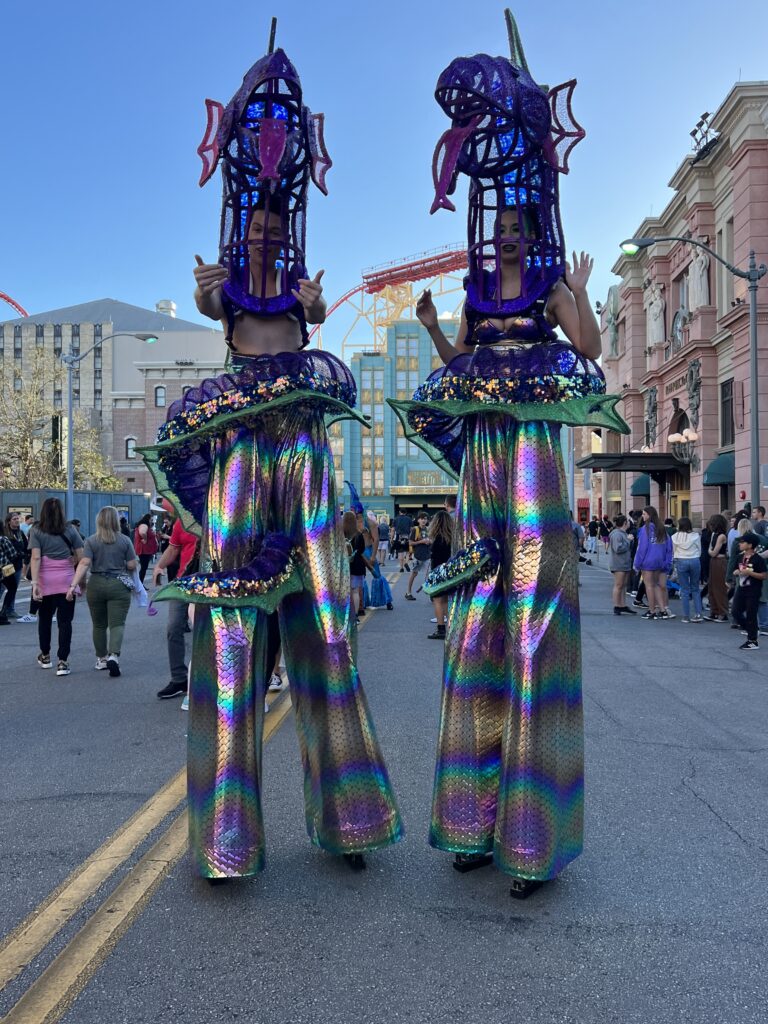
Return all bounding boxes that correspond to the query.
[671,516,703,622]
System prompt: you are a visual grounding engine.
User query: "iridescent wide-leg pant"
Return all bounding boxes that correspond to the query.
[188,403,402,877]
[429,414,583,880]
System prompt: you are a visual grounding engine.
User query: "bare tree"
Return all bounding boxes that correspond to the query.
[0,349,121,491]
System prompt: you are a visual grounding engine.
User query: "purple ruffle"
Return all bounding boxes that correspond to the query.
[164,349,355,423]
[407,342,605,475]
[420,342,604,389]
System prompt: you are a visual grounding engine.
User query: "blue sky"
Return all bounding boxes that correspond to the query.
[2,1,767,354]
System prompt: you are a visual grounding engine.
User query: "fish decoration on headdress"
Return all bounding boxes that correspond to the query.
[196,19,332,341]
[429,9,585,316]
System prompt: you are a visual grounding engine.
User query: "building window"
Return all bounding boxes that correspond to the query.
[125,438,137,459]
[154,386,166,407]
[14,326,22,359]
[94,389,102,409]
[14,376,22,391]
[36,324,45,347]
[0,325,4,359]
[720,379,735,447]
[53,390,62,408]
[71,324,80,355]
[53,324,62,356]
[94,324,102,341]
[72,389,80,407]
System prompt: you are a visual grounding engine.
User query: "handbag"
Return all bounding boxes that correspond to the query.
[117,573,137,591]
[2,562,14,579]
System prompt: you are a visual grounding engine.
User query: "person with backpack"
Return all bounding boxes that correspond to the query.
[608,514,636,615]
[393,506,413,573]
[404,512,431,601]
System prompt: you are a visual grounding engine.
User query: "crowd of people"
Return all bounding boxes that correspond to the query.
[342,497,457,639]
[581,504,768,649]
[0,500,159,675]
[1,495,462,692]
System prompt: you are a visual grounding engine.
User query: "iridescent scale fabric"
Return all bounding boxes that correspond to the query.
[140,353,403,878]
[429,415,583,879]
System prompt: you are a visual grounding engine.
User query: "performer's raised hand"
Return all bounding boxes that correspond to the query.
[416,288,438,329]
[564,251,594,295]
[193,254,227,321]
[292,269,325,308]
[193,254,228,296]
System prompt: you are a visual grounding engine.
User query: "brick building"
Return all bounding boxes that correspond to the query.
[593,83,768,523]
[0,299,223,494]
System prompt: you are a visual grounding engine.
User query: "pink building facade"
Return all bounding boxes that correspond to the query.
[602,83,768,524]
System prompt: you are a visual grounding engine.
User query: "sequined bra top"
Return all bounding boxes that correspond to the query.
[464,276,559,347]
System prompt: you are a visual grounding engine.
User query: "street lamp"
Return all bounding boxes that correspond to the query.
[61,331,158,518]
[620,235,767,506]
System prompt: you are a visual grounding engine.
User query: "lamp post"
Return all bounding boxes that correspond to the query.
[620,235,767,506]
[61,331,158,519]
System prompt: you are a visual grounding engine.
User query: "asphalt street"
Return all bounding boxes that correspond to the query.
[1,561,767,1023]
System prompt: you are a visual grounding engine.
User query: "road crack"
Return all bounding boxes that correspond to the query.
[682,757,768,858]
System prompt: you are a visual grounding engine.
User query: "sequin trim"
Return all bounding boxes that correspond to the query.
[157,371,355,444]
[423,537,502,596]
[152,533,303,610]
[413,370,604,407]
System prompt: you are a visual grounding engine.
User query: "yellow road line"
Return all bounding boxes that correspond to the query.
[0,769,186,991]
[0,688,294,1007]
[2,693,293,1023]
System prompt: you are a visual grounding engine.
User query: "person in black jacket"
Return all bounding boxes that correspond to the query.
[732,532,767,649]
[427,510,454,639]
[2,511,28,619]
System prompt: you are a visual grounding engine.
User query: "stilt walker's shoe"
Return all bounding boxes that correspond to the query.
[453,852,493,873]
[343,853,367,871]
[509,878,545,899]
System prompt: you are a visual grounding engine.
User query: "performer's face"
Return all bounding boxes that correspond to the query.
[497,209,522,262]
[247,208,283,269]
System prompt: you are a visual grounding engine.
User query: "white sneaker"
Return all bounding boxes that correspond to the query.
[106,654,121,677]
[17,614,37,623]
[268,673,283,692]
[95,657,108,671]
[181,694,189,711]
[430,617,438,623]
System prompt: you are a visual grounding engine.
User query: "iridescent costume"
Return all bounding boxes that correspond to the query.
[390,14,628,882]
[139,46,402,878]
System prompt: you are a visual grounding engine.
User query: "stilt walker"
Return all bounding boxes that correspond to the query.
[140,22,402,880]
[390,10,628,897]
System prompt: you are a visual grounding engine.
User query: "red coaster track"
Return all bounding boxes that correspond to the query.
[0,292,28,318]
[308,244,466,345]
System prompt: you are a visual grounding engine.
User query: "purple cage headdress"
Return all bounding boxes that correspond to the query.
[196,28,331,330]
[430,10,585,315]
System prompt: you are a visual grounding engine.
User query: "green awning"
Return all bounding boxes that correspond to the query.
[630,473,651,496]
[703,452,735,486]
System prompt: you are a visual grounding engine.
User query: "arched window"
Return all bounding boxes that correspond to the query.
[154,386,166,408]
[125,437,137,459]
